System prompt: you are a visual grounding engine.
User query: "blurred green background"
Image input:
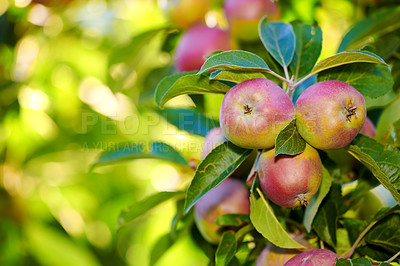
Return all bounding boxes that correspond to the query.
[0,0,392,265]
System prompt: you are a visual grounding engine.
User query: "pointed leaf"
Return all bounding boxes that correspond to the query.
[209,70,279,84]
[93,142,188,167]
[365,212,400,253]
[290,23,322,80]
[345,135,400,206]
[250,188,306,249]
[317,63,393,98]
[338,7,400,52]
[259,18,296,68]
[335,258,373,266]
[310,50,388,76]
[155,73,231,108]
[198,50,272,74]
[304,166,332,232]
[215,231,237,266]
[156,108,219,137]
[274,120,306,156]
[184,142,252,214]
[119,191,185,228]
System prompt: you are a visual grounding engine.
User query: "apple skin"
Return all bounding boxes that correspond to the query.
[295,80,366,150]
[359,116,376,138]
[223,0,280,41]
[174,25,232,72]
[258,144,322,207]
[163,0,211,29]
[194,178,250,244]
[256,244,301,266]
[284,249,341,266]
[220,78,295,149]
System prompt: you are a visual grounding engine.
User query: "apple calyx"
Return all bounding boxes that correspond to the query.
[297,194,309,207]
[345,101,358,122]
[243,104,253,114]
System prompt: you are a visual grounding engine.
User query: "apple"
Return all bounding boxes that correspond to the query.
[295,80,366,150]
[161,0,211,29]
[284,249,341,266]
[220,78,295,149]
[359,116,376,138]
[258,144,322,207]
[256,244,301,266]
[173,25,232,72]
[223,0,280,41]
[194,178,250,244]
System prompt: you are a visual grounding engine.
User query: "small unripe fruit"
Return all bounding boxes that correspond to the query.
[162,0,211,29]
[258,144,322,207]
[284,249,341,266]
[194,178,250,244]
[223,0,280,41]
[295,80,366,150]
[174,25,232,72]
[220,78,295,149]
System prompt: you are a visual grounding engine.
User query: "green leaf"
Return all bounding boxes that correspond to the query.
[119,191,185,227]
[345,135,400,205]
[310,51,388,77]
[290,23,323,80]
[365,213,400,253]
[209,69,278,84]
[338,7,400,52]
[215,231,237,266]
[312,183,342,247]
[198,50,272,74]
[155,72,231,108]
[274,120,306,156]
[184,142,252,214]
[259,18,296,68]
[249,188,306,249]
[304,166,332,232]
[216,214,250,226]
[317,63,393,98]
[335,258,373,266]
[156,108,219,137]
[93,142,188,167]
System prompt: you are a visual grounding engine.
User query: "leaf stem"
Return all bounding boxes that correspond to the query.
[293,72,315,90]
[246,149,262,186]
[340,220,378,259]
[387,250,400,264]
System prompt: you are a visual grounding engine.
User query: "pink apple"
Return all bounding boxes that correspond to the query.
[162,0,211,29]
[258,144,322,207]
[284,249,341,266]
[220,78,295,149]
[295,80,366,150]
[194,178,250,243]
[174,25,232,72]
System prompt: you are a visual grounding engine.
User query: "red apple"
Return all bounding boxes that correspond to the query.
[174,25,232,72]
[162,0,211,29]
[295,80,366,150]
[284,249,341,266]
[194,178,250,244]
[223,0,280,41]
[220,78,294,149]
[258,144,322,207]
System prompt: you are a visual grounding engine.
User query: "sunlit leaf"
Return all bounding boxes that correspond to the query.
[198,50,272,74]
[216,214,250,226]
[250,188,305,249]
[209,69,278,84]
[155,73,231,108]
[274,120,306,156]
[215,231,237,266]
[93,142,188,167]
[290,23,322,80]
[184,142,252,214]
[119,191,185,228]
[259,18,295,68]
[304,166,332,233]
